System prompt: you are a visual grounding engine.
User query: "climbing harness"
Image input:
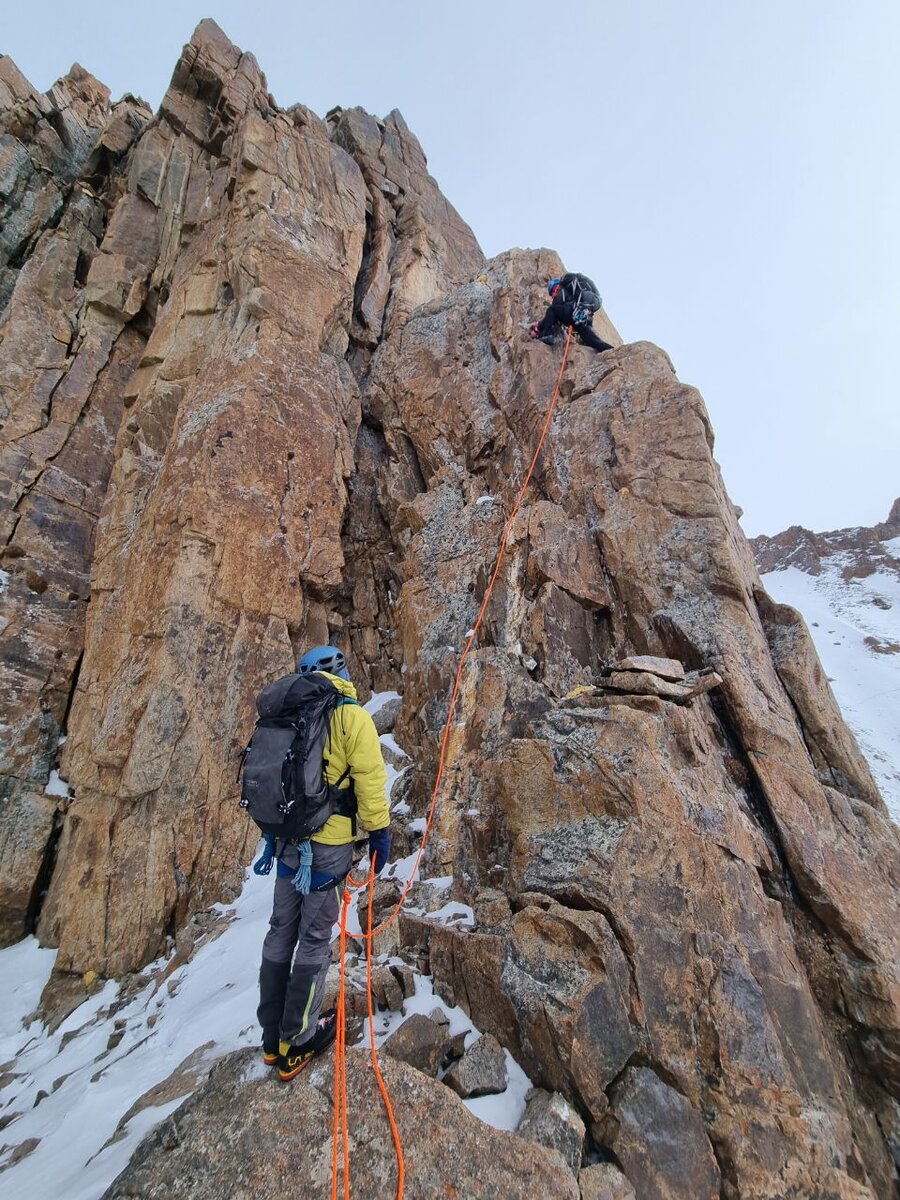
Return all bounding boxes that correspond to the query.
[330,326,575,1199]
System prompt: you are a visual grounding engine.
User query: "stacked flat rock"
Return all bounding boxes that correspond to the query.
[603,656,723,702]
[615,655,686,681]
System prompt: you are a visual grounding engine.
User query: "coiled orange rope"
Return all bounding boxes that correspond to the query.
[331,326,574,1199]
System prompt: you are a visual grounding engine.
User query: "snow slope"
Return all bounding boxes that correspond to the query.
[761,542,900,820]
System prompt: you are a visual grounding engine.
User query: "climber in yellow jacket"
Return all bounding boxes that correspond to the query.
[244,645,391,1081]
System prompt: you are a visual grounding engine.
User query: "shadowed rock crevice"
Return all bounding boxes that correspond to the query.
[24,800,65,935]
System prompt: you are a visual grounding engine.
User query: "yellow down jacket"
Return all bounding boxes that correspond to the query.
[312,671,391,844]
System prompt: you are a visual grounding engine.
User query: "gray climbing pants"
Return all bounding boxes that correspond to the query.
[257,840,353,1046]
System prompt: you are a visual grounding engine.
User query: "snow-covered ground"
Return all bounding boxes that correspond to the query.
[761,542,900,820]
[0,693,533,1200]
[0,874,273,1200]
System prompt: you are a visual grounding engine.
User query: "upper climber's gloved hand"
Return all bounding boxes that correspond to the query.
[528,322,540,339]
[368,827,392,875]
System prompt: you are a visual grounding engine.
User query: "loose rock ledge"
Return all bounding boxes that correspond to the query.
[562,656,723,705]
[100,1048,580,1200]
[443,1032,507,1099]
[516,1087,586,1178]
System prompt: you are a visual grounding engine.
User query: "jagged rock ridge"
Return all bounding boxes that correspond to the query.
[0,22,898,1200]
[752,499,900,580]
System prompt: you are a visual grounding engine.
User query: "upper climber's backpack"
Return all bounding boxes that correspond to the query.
[239,673,357,843]
[562,272,602,322]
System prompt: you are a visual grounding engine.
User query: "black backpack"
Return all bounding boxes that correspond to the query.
[239,673,358,843]
[561,272,602,321]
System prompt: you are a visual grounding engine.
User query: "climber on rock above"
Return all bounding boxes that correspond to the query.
[529,272,613,352]
[239,644,392,1081]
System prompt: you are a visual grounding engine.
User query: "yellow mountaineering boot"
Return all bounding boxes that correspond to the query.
[277,1009,338,1081]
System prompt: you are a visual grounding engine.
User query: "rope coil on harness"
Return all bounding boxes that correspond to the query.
[332,326,575,1200]
[291,839,314,894]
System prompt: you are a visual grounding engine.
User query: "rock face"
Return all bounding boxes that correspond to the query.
[2,20,482,971]
[0,54,152,942]
[376,258,899,1197]
[1,20,899,1200]
[101,1048,579,1200]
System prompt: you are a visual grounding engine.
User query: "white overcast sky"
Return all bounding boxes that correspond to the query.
[5,1,899,536]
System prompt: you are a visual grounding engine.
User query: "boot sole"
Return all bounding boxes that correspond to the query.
[263,1052,279,1067]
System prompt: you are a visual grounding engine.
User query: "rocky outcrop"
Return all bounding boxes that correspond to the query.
[6,21,483,976]
[328,104,483,348]
[101,1048,579,1200]
[0,56,141,311]
[31,22,367,974]
[372,254,898,1197]
[1,20,898,1200]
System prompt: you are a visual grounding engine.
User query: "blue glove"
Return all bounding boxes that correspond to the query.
[368,827,392,875]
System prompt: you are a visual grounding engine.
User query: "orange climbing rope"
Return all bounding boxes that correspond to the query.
[332,886,350,1200]
[331,325,575,1200]
[331,860,407,1200]
[364,865,405,1188]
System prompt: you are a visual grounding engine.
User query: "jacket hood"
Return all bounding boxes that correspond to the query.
[315,670,358,700]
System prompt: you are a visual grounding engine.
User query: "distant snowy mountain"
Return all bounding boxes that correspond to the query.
[753,500,900,820]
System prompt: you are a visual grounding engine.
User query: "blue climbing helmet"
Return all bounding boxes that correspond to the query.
[547,277,561,295]
[297,644,350,681]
